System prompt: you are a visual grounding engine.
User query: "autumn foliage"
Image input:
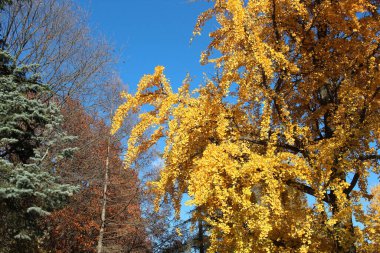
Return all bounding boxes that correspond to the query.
[112,0,380,252]
[42,99,148,252]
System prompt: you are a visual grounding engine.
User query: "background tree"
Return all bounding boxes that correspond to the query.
[0,49,77,252]
[41,99,103,253]
[0,0,114,102]
[42,98,148,253]
[112,0,380,252]
[103,164,148,253]
[1,1,147,252]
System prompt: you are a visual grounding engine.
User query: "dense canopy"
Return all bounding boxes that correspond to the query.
[112,0,380,252]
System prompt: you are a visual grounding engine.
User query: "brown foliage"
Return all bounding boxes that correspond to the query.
[41,98,148,252]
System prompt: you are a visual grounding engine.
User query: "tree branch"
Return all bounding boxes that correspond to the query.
[358,154,380,161]
[286,179,331,204]
[344,173,359,196]
[240,136,302,154]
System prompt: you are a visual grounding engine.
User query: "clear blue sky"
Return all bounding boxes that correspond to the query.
[77,0,215,93]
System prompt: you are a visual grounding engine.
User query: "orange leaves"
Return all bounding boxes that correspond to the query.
[43,193,100,253]
[43,98,147,252]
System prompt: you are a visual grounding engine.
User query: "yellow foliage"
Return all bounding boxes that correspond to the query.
[112,0,380,251]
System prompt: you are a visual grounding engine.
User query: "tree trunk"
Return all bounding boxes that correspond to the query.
[97,136,111,253]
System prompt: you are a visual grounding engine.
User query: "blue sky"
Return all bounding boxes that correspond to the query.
[77,0,215,93]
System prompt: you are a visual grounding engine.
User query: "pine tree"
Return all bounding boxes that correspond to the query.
[0,50,77,253]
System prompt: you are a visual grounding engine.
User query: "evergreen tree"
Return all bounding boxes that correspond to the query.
[0,50,78,253]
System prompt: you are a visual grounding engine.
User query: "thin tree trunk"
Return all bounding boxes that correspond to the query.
[96,77,121,253]
[97,136,111,253]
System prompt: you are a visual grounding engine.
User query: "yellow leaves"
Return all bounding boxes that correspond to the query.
[111,66,181,168]
[326,218,338,227]
[188,143,239,204]
[137,65,170,94]
[111,93,136,135]
[216,112,231,139]
[225,0,245,38]
[175,227,183,237]
[111,0,380,251]
[260,100,271,140]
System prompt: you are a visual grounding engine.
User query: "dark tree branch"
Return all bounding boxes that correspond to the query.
[344,173,360,196]
[240,136,303,155]
[358,154,380,161]
[286,180,316,196]
[286,180,331,204]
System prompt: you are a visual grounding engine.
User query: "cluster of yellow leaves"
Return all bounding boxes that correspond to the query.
[112,0,379,252]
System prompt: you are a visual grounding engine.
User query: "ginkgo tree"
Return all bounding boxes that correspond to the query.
[112,0,380,252]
